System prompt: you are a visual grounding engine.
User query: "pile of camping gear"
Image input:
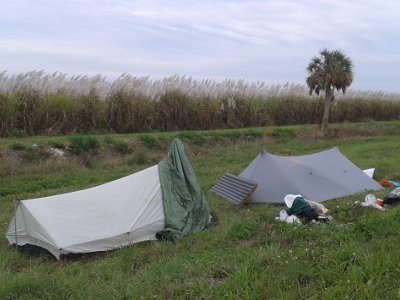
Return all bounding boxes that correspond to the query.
[212,146,399,225]
[276,194,333,225]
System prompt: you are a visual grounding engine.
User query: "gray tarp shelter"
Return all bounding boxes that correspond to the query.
[239,147,382,204]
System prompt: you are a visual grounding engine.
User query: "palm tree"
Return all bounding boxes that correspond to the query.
[306,49,353,130]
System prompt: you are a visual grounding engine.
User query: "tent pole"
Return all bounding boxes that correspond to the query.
[13,195,19,249]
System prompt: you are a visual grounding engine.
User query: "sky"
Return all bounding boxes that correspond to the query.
[1,0,400,92]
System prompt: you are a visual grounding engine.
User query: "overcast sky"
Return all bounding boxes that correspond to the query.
[1,0,400,92]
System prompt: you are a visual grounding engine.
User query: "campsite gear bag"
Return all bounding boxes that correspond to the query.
[286,196,319,222]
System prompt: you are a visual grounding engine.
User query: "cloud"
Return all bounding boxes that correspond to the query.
[1,0,400,92]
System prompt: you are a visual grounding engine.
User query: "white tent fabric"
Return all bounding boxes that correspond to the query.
[239,147,382,204]
[363,168,375,178]
[6,165,165,259]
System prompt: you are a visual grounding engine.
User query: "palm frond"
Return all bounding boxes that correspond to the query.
[306,49,354,96]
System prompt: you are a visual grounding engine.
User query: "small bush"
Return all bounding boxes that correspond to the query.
[9,143,26,151]
[271,128,296,138]
[139,134,158,149]
[68,137,85,155]
[85,136,100,149]
[69,136,100,155]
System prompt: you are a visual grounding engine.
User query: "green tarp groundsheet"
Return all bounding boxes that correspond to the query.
[157,138,210,241]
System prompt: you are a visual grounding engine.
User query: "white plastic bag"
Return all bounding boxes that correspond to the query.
[284,194,302,208]
[361,194,385,211]
[275,210,302,224]
[365,194,376,205]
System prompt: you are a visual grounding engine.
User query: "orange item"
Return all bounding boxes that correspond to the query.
[375,199,384,206]
[379,178,393,187]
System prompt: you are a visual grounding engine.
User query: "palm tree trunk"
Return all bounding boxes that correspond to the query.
[320,88,333,131]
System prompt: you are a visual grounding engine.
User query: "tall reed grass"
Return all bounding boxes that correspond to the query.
[0,71,399,137]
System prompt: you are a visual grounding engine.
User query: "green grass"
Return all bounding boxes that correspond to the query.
[0,121,400,299]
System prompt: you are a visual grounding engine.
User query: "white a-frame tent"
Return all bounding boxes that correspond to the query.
[7,166,163,259]
[6,139,210,259]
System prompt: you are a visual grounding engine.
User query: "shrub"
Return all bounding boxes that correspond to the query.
[271,128,296,138]
[139,134,158,149]
[9,143,26,151]
[69,136,100,155]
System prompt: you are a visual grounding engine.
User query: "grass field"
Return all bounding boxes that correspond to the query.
[0,121,399,299]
